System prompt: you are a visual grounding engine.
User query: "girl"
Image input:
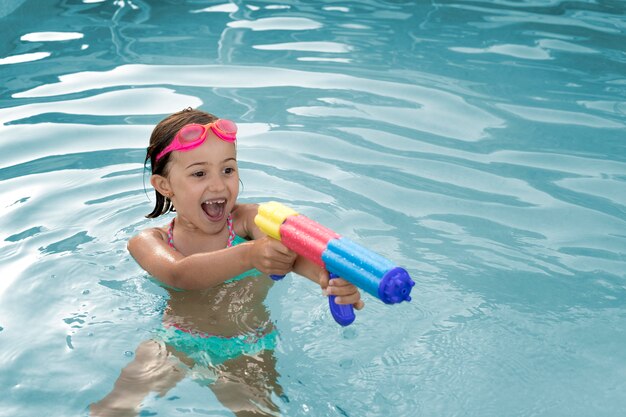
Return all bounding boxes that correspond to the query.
[91,108,364,417]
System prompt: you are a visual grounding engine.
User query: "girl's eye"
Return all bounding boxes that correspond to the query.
[224,167,236,175]
[192,171,205,177]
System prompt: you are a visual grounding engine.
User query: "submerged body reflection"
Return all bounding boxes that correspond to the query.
[91,274,285,417]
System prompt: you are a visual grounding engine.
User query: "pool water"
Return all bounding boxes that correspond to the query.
[1,1,625,416]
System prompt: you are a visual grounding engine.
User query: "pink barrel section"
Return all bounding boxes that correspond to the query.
[280,215,340,267]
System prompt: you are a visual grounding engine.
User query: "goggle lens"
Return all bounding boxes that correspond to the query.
[179,124,206,143]
[216,119,237,136]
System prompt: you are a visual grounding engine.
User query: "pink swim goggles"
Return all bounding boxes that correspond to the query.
[156,119,237,162]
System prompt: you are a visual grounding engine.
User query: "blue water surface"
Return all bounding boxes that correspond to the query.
[0,1,625,416]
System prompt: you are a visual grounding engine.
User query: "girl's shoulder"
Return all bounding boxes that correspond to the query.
[128,224,169,249]
[231,203,259,239]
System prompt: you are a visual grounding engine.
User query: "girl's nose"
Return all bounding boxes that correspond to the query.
[207,175,226,192]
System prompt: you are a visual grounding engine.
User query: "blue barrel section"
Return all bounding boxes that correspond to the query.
[322,237,414,304]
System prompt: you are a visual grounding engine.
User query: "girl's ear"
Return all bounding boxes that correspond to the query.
[150,174,173,198]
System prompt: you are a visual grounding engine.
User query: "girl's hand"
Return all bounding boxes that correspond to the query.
[248,236,297,276]
[319,271,365,310]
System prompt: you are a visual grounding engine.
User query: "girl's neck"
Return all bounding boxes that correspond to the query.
[168,215,235,254]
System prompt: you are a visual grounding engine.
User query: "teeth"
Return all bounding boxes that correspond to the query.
[203,199,225,205]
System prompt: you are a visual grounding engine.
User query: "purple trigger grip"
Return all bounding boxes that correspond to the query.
[328,272,356,326]
[270,274,285,281]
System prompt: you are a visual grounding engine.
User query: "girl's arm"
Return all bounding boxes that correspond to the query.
[127,227,296,290]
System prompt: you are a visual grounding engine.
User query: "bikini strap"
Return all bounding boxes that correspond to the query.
[167,218,176,250]
[226,214,236,248]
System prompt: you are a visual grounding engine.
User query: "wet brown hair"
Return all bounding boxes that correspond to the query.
[145,108,218,218]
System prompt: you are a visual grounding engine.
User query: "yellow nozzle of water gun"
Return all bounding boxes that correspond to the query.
[254,201,299,240]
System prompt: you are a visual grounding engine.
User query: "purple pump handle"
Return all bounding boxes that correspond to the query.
[269,273,355,326]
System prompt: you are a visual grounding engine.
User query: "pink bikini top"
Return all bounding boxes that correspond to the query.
[167,215,236,251]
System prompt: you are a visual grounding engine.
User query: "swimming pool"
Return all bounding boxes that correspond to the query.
[1,0,625,416]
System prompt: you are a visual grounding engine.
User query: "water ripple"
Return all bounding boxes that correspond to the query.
[1,1,625,416]
[11,64,504,141]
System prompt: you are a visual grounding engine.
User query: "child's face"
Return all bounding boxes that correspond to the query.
[164,132,239,233]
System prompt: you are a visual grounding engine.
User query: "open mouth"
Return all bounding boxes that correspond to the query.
[201,199,226,221]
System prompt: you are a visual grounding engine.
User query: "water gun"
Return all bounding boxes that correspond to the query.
[254,201,415,326]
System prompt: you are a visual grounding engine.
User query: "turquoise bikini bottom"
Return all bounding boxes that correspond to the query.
[156,325,278,367]
[152,250,274,368]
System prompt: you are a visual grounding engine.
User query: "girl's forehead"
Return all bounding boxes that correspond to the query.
[170,135,236,166]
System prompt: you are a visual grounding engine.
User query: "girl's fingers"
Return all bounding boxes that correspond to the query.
[328,277,353,287]
[267,261,294,275]
[326,284,360,296]
[267,239,297,258]
[334,294,363,306]
[318,270,330,289]
[319,273,365,309]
